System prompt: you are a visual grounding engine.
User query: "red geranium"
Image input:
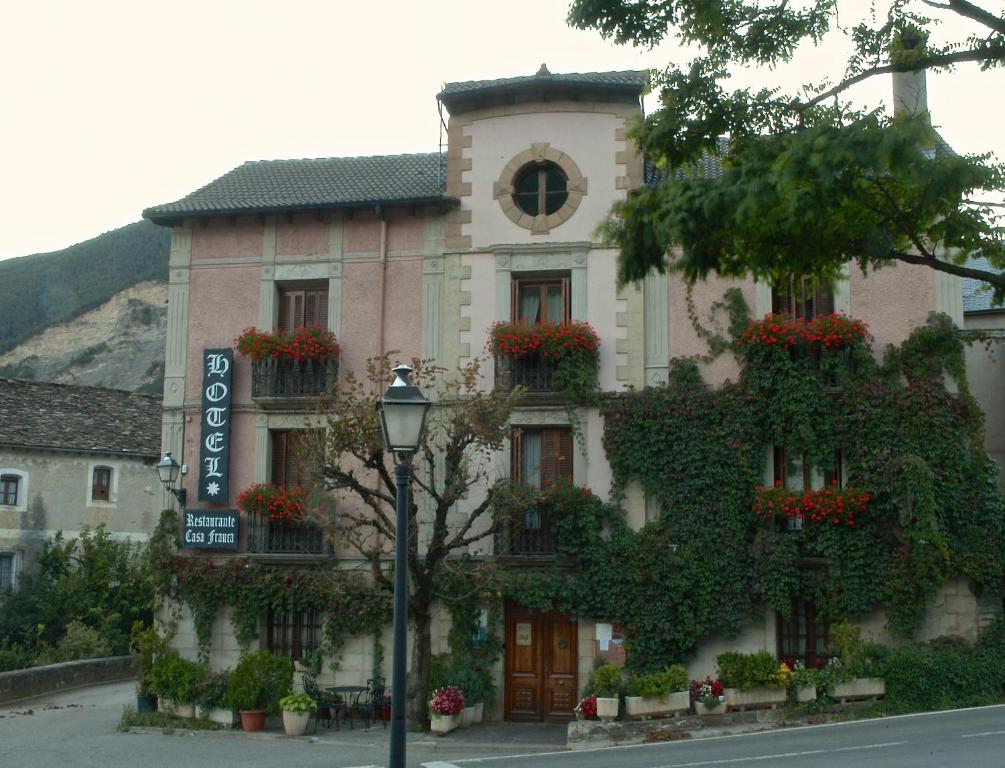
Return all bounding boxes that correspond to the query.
[430,685,465,715]
[752,481,871,527]
[487,320,600,361]
[235,326,340,363]
[236,483,310,522]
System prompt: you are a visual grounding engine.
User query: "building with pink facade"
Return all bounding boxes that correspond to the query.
[143,67,1000,723]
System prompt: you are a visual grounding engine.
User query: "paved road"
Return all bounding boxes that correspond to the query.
[3,683,1003,768]
[438,704,1005,768]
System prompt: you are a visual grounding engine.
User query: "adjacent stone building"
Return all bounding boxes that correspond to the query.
[0,378,163,591]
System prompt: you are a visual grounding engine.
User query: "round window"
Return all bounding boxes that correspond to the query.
[512,161,568,216]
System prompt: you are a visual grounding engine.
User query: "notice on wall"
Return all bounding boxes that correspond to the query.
[182,509,239,550]
[516,622,532,646]
[198,349,233,502]
[595,622,626,667]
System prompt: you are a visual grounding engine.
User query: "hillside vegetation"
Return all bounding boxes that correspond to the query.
[0,221,169,355]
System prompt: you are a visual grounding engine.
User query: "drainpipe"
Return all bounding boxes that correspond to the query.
[377,204,387,358]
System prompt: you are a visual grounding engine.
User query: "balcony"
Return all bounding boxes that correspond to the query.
[247,515,331,555]
[251,356,338,403]
[494,502,557,557]
[494,354,559,393]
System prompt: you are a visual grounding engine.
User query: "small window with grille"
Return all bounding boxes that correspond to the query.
[91,466,112,502]
[0,475,18,507]
[0,553,15,591]
[266,608,322,660]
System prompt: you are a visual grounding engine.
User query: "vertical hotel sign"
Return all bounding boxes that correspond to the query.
[198,349,233,502]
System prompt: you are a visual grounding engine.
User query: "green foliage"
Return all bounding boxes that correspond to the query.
[0,526,153,668]
[443,658,487,705]
[195,671,231,709]
[0,641,29,672]
[874,617,1005,713]
[630,665,688,697]
[33,620,112,666]
[279,692,317,712]
[588,663,626,698]
[592,296,1005,666]
[0,220,169,355]
[118,706,221,732]
[716,651,785,690]
[568,1,1005,299]
[149,651,206,704]
[130,622,171,696]
[147,509,390,663]
[225,650,293,714]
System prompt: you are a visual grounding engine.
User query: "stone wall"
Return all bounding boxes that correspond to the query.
[0,656,133,705]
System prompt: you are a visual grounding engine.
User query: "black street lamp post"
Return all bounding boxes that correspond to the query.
[377,364,431,768]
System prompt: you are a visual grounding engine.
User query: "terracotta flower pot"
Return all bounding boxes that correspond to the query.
[239,709,267,732]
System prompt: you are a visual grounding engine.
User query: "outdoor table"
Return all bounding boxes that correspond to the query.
[326,685,368,726]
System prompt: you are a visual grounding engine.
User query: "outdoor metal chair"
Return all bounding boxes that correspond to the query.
[346,676,386,730]
[302,673,340,731]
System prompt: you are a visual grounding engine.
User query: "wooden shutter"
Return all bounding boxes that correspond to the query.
[813,281,835,318]
[272,432,289,487]
[540,428,573,487]
[303,289,329,328]
[772,278,794,316]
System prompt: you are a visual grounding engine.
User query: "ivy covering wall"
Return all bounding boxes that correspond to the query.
[499,307,1005,671]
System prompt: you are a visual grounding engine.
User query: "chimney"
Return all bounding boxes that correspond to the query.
[892,26,928,118]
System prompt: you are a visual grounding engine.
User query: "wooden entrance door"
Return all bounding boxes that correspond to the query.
[504,603,577,721]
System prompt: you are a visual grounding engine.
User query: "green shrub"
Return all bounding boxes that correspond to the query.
[716,651,785,690]
[587,663,625,698]
[225,650,293,714]
[130,622,170,696]
[875,621,1005,713]
[0,641,28,672]
[195,671,231,709]
[446,658,488,705]
[828,621,880,677]
[278,692,316,712]
[630,664,688,697]
[149,651,206,704]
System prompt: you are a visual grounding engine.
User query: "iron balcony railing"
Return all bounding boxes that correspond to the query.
[251,357,338,399]
[494,354,558,393]
[247,515,330,555]
[494,502,557,557]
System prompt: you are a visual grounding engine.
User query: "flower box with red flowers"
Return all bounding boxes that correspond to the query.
[236,326,340,399]
[488,320,600,395]
[237,483,310,523]
[752,482,871,527]
[737,313,869,354]
[430,685,465,716]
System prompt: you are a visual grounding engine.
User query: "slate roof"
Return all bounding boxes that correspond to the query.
[0,379,162,457]
[438,69,647,113]
[962,254,1004,313]
[144,153,449,223]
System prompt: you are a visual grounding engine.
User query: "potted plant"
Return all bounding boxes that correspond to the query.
[448,659,486,727]
[196,670,238,725]
[128,622,168,713]
[588,663,624,720]
[225,650,294,732]
[429,685,464,734]
[574,694,598,721]
[717,651,788,710]
[689,676,726,715]
[279,691,317,736]
[825,622,885,702]
[150,650,206,719]
[786,661,819,704]
[624,664,690,719]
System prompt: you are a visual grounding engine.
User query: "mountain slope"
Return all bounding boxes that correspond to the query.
[0,220,169,355]
[0,280,167,394]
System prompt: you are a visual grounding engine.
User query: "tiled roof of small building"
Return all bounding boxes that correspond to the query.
[0,379,162,457]
[438,68,647,113]
[144,153,448,222]
[962,254,1004,313]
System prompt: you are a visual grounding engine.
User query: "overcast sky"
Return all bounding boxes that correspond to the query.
[2,0,1001,262]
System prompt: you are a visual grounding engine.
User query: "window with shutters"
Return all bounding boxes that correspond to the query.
[778,597,830,669]
[773,448,842,531]
[249,430,328,554]
[278,287,329,333]
[772,276,834,321]
[496,427,573,556]
[267,607,322,659]
[91,466,112,502]
[0,475,18,507]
